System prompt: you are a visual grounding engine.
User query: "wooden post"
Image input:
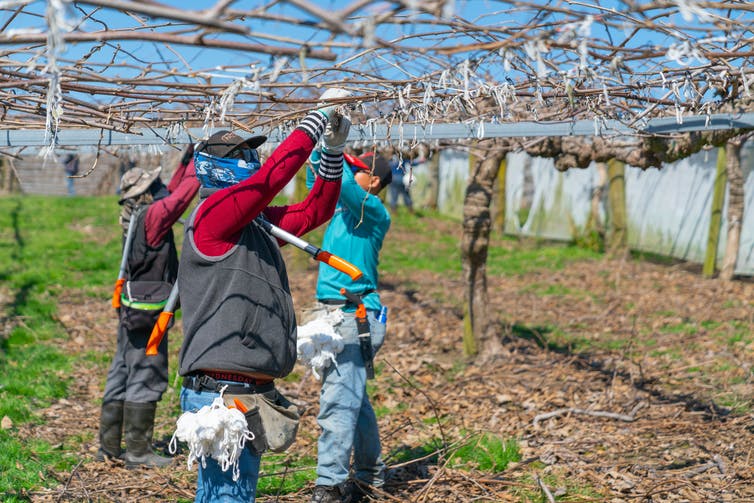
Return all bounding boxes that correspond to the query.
[462,149,478,358]
[493,156,507,235]
[703,146,727,278]
[606,159,627,255]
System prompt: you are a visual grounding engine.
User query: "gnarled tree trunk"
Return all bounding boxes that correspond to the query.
[606,159,627,257]
[721,138,745,281]
[1,158,21,194]
[461,144,507,359]
[423,149,440,211]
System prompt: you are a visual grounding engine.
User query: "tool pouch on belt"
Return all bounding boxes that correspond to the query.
[223,388,300,456]
[119,280,174,331]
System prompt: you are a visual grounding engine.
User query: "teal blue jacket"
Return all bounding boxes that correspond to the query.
[307,150,391,311]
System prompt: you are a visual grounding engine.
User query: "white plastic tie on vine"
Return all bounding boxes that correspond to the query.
[660,72,667,89]
[666,40,706,66]
[43,0,75,154]
[442,0,456,19]
[565,78,575,107]
[602,82,610,106]
[410,124,419,149]
[422,81,434,106]
[397,86,407,112]
[476,120,485,140]
[741,68,751,97]
[577,16,593,70]
[675,103,684,124]
[202,97,217,137]
[0,0,34,8]
[499,49,511,73]
[219,79,244,122]
[524,40,547,78]
[270,56,289,83]
[6,27,41,37]
[674,0,713,22]
[535,82,544,106]
[671,81,682,102]
[438,69,450,89]
[166,122,184,143]
[461,59,470,101]
[403,83,413,117]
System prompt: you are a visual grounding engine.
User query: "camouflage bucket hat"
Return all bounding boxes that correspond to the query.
[118,166,162,203]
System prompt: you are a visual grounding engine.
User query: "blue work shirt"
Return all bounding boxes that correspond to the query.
[307,151,391,311]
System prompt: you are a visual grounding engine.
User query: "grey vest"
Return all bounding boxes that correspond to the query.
[177,203,297,378]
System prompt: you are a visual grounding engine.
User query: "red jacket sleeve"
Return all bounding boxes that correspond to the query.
[144,159,200,248]
[262,175,341,245]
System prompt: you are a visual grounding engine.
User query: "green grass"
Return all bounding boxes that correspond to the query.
[0,195,120,495]
[518,282,591,299]
[448,432,520,472]
[257,453,317,495]
[380,209,601,276]
[386,432,521,474]
[487,241,600,276]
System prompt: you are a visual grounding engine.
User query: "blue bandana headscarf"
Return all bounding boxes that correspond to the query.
[194,151,262,189]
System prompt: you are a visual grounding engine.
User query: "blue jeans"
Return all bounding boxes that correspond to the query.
[180,386,261,502]
[316,309,386,488]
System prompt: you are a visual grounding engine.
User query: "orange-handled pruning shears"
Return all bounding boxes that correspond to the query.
[256,216,363,281]
[340,288,375,380]
[145,282,179,356]
[112,214,139,309]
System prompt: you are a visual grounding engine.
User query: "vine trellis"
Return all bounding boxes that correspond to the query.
[0,0,753,152]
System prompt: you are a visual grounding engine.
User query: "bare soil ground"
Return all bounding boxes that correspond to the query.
[18,219,754,502]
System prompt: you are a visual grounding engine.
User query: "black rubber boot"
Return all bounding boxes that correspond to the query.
[123,401,172,468]
[96,400,124,461]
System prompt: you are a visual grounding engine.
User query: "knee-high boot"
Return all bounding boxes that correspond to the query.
[96,400,124,461]
[123,401,172,468]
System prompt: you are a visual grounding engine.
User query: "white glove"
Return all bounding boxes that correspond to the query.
[322,112,351,154]
[317,88,352,120]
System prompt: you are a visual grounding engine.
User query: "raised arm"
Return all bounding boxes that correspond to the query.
[144,156,200,247]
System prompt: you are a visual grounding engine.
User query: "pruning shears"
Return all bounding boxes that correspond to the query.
[340,288,375,380]
[256,216,363,281]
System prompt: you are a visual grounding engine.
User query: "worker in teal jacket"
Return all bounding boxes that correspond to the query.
[306,149,392,503]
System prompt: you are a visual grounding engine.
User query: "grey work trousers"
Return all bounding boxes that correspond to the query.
[102,322,169,403]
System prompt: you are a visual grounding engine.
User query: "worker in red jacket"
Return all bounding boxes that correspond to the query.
[178,88,351,501]
[97,145,200,467]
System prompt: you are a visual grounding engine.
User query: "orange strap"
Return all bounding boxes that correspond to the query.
[112,278,125,309]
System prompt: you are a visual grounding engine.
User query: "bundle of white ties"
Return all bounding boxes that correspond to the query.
[169,386,254,481]
[296,309,345,380]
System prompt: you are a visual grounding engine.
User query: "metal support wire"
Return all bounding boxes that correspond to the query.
[2,113,753,148]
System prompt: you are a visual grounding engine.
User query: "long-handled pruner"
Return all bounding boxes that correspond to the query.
[256,216,363,281]
[111,214,138,309]
[145,216,364,355]
[145,281,179,356]
[340,288,375,380]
